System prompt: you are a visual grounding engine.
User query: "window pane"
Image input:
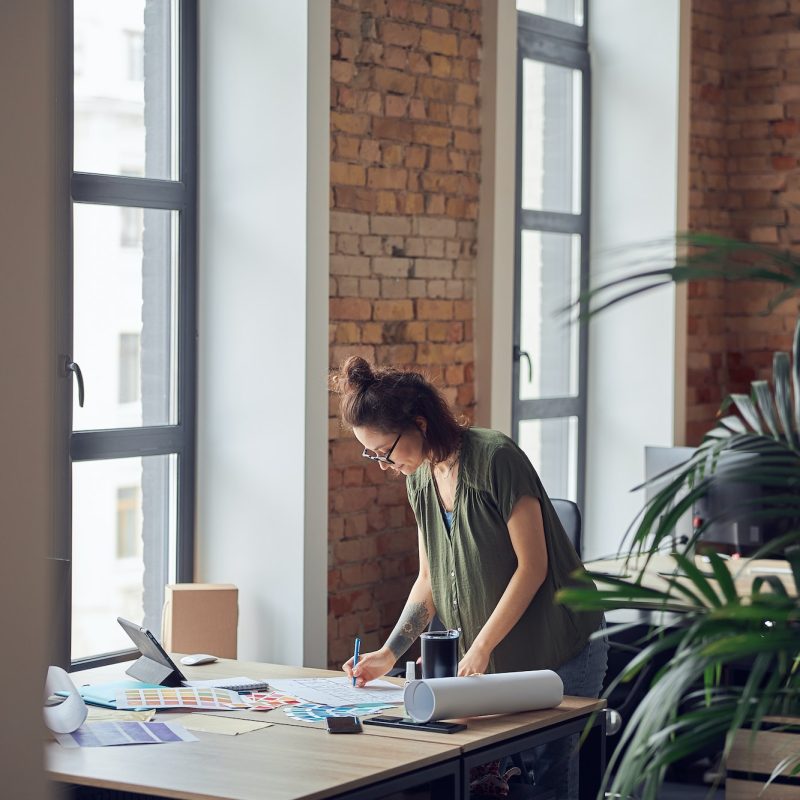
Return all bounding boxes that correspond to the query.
[74,0,177,179]
[71,454,177,660]
[519,417,578,501]
[519,231,580,400]
[517,0,584,26]
[73,204,178,430]
[521,59,582,214]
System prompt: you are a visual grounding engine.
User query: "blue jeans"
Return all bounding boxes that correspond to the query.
[529,622,609,799]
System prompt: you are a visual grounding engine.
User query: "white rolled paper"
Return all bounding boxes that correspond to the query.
[43,665,88,734]
[403,670,564,723]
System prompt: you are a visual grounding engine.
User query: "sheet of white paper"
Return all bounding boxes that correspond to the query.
[55,721,198,748]
[183,677,258,689]
[268,677,405,706]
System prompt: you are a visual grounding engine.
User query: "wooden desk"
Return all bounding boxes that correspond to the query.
[588,554,796,610]
[49,719,460,800]
[48,658,606,800]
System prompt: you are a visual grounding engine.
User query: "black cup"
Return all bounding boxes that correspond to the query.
[420,629,460,679]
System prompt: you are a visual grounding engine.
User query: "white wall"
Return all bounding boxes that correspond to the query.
[585,1,683,558]
[0,2,61,797]
[476,0,516,434]
[197,0,329,667]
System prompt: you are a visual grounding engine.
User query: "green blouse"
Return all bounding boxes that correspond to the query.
[406,427,602,674]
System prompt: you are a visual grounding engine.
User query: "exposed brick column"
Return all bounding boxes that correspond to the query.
[328,0,481,670]
[686,0,733,445]
[722,1,800,402]
[687,0,800,445]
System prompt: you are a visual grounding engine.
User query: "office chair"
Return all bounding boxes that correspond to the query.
[550,497,581,558]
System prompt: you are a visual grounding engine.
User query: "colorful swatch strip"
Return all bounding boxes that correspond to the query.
[56,721,197,748]
[115,686,250,710]
[242,691,304,711]
[283,703,394,722]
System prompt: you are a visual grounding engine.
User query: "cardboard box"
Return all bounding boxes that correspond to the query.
[161,584,238,659]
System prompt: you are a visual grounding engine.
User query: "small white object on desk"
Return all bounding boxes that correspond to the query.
[180,653,218,666]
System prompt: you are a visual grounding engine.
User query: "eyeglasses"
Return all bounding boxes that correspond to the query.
[362,432,402,465]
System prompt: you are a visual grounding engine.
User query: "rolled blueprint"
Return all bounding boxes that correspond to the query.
[403,670,563,723]
[43,665,88,734]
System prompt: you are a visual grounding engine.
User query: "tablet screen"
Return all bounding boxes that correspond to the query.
[117,616,186,682]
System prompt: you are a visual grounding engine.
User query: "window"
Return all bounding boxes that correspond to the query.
[66,0,196,667]
[513,2,589,507]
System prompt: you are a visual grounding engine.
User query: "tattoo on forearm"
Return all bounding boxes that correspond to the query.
[386,601,432,659]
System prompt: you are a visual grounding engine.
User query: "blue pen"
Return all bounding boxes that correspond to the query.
[352,637,361,687]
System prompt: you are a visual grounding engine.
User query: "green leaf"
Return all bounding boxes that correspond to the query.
[705,551,739,604]
[752,380,780,439]
[773,351,797,449]
[672,552,722,607]
[768,753,800,789]
[731,392,764,433]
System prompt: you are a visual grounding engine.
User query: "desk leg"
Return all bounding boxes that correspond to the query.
[579,712,606,800]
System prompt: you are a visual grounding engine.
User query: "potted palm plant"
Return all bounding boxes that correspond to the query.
[558,234,800,799]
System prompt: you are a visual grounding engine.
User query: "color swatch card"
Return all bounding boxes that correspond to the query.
[283,703,394,722]
[56,721,198,748]
[115,686,250,710]
[242,691,303,711]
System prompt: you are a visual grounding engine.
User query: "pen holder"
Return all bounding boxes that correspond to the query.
[421,629,460,679]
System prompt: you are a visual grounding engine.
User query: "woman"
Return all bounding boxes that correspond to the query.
[334,356,607,798]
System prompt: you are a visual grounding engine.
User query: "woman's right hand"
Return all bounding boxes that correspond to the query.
[342,646,396,687]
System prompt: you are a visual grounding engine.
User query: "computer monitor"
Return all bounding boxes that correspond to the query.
[692,450,798,557]
[644,445,696,546]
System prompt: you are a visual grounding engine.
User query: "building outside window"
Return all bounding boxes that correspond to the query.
[125,29,145,82]
[116,486,143,559]
[118,332,141,404]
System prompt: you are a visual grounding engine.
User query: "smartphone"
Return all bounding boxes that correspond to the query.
[325,716,363,734]
[363,716,467,734]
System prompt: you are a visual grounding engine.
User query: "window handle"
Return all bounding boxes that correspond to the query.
[66,360,85,407]
[513,346,533,383]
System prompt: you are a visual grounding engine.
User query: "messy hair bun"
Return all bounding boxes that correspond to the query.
[331,356,464,465]
[340,355,375,394]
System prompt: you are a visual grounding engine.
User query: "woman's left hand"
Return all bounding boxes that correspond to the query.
[458,642,491,677]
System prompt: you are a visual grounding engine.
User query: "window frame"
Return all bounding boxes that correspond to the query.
[60,0,197,671]
[512,4,590,510]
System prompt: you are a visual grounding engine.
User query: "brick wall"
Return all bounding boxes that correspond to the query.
[687,0,732,445]
[723,0,800,400]
[327,0,481,670]
[687,0,800,445]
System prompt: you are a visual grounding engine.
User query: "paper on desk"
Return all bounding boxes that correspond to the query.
[269,677,405,706]
[172,714,273,736]
[243,690,303,710]
[87,708,156,723]
[283,703,394,722]
[55,721,198,748]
